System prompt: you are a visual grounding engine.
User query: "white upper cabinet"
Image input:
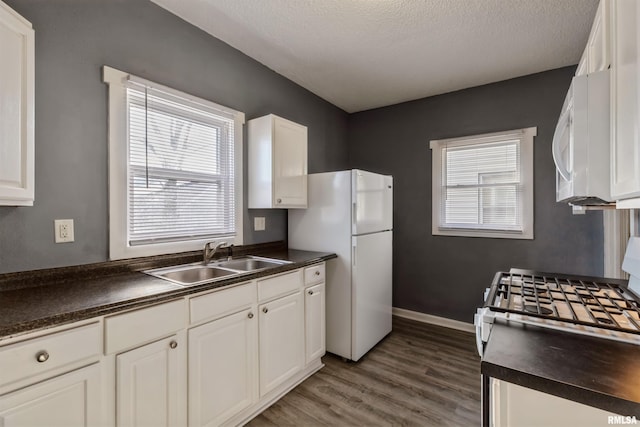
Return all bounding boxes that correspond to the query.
[576,0,610,77]
[576,49,589,76]
[0,1,34,206]
[610,0,640,203]
[587,0,611,74]
[248,114,308,209]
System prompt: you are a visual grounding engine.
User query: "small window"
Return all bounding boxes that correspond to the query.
[430,127,536,239]
[103,66,244,259]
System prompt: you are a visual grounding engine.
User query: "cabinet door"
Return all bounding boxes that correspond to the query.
[273,117,308,208]
[259,291,304,396]
[611,0,640,199]
[188,307,258,427]
[0,2,34,206]
[576,48,589,76]
[491,379,618,427]
[0,363,102,426]
[117,334,186,427]
[587,0,610,73]
[305,283,326,364]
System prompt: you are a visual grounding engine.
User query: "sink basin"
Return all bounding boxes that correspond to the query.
[145,264,239,286]
[144,256,291,286]
[214,256,291,272]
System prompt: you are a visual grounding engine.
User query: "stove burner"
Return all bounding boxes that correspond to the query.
[523,288,549,297]
[524,305,553,315]
[595,316,614,325]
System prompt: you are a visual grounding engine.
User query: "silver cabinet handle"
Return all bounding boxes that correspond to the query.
[263,307,268,313]
[314,271,320,276]
[276,198,282,204]
[248,312,254,319]
[36,351,49,363]
[308,290,314,295]
[169,341,178,349]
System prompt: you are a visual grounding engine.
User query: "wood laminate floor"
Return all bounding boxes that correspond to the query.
[248,316,481,426]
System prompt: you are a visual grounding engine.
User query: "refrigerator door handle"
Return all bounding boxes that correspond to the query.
[352,245,356,266]
[352,202,357,229]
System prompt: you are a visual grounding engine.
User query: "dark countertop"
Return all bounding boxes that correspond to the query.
[0,245,336,341]
[482,318,640,416]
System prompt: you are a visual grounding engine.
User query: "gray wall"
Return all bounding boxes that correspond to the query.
[0,0,348,274]
[348,66,604,323]
[0,1,605,326]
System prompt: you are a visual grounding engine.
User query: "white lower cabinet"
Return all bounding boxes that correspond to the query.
[107,300,188,427]
[259,291,305,397]
[0,262,327,427]
[491,379,618,427]
[0,322,103,427]
[305,283,326,364]
[116,333,187,427]
[0,363,102,427]
[188,307,258,427]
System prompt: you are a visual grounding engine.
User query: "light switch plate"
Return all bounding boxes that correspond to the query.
[54,219,75,243]
[254,217,266,231]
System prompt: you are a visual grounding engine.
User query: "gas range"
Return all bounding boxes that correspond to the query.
[475,266,640,356]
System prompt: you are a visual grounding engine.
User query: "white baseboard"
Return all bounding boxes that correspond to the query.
[393,307,475,333]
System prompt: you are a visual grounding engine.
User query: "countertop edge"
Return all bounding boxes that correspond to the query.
[481,319,640,417]
[481,360,640,417]
[0,252,337,341]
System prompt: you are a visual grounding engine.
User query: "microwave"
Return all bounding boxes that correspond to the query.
[552,69,612,205]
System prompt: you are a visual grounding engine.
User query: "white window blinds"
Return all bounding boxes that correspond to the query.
[126,83,236,246]
[430,127,535,239]
[441,140,522,231]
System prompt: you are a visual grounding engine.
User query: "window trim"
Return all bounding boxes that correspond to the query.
[103,66,244,260]
[429,127,536,240]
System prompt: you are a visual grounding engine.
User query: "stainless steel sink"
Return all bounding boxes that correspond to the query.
[214,256,290,272]
[145,264,239,286]
[144,256,291,286]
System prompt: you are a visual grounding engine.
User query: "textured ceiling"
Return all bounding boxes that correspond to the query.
[150,0,599,113]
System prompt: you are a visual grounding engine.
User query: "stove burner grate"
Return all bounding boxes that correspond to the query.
[489,271,640,335]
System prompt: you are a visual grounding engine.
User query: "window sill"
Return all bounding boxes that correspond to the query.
[432,227,533,240]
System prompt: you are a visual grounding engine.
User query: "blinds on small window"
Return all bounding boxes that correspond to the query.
[126,82,236,245]
[441,140,522,231]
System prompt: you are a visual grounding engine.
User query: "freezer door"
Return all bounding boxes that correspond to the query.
[351,230,393,361]
[352,170,393,235]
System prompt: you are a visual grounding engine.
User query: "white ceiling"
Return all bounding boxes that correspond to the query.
[150,0,599,113]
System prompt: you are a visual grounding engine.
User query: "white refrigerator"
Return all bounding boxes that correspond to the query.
[288,169,393,361]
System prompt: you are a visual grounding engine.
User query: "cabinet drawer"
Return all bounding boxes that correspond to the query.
[0,323,101,389]
[258,270,302,302]
[105,299,186,354]
[304,263,325,286]
[190,281,256,324]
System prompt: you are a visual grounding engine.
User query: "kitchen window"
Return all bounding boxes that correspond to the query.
[429,127,536,239]
[103,66,244,259]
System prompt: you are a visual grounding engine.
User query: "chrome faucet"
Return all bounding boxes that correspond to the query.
[203,241,231,264]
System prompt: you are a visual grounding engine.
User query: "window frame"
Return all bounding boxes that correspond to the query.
[429,127,536,240]
[103,66,244,260]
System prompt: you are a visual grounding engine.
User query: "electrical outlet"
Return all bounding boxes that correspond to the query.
[254,217,266,231]
[54,219,74,243]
